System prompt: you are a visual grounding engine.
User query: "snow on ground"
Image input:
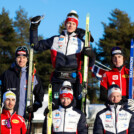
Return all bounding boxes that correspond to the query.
[33,94,48,122]
[88,104,106,121]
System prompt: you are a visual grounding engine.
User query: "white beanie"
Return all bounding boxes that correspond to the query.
[62,81,72,87]
[108,84,121,97]
[3,91,16,103]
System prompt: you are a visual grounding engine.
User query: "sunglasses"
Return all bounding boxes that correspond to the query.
[5,118,12,129]
[61,86,72,91]
[16,46,28,52]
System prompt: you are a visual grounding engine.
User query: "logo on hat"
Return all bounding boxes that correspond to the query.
[65,10,79,27]
[108,84,121,97]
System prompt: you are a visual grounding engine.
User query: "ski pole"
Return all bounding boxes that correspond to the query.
[95,60,111,70]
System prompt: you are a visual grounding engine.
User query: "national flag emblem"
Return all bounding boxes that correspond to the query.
[112,75,118,80]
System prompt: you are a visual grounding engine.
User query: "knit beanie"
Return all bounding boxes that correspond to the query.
[108,84,121,98]
[3,91,16,103]
[59,81,73,100]
[111,46,124,57]
[65,10,79,27]
[15,46,29,57]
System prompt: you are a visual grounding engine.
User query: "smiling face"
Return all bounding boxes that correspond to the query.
[112,54,124,67]
[60,97,72,107]
[109,92,122,103]
[16,56,28,68]
[66,21,77,33]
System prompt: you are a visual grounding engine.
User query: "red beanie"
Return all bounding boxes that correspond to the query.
[59,81,73,100]
[65,10,79,27]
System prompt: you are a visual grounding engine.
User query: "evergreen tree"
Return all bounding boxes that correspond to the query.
[59,21,65,34]
[34,50,54,93]
[96,8,134,67]
[14,6,30,45]
[0,8,18,74]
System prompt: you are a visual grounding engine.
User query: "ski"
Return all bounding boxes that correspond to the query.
[129,39,134,99]
[27,48,34,108]
[26,47,35,134]
[47,84,52,134]
[81,13,90,114]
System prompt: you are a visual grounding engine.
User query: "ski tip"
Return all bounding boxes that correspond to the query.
[41,15,45,20]
[86,13,90,17]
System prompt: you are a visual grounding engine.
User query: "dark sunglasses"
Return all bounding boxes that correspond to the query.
[5,118,12,129]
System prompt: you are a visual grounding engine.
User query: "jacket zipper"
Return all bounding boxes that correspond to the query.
[119,70,122,94]
[17,73,21,114]
[65,35,70,55]
[63,109,66,134]
[114,106,117,134]
[10,118,11,134]
[9,113,13,134]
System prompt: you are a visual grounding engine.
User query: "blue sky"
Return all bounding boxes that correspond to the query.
[0,0,134,47]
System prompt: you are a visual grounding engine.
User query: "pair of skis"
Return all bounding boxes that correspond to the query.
[81,14,90,114]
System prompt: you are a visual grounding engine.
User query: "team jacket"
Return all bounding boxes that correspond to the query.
[1,63,44,114]
[52,106,87,134]
[1,109,27,134]
[100,66,129,101]
[30,28,87,83]
[30,28,85,71]
[93,101,134,134]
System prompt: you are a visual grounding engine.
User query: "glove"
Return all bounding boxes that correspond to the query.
[82,47,96,67]
[44,107,49,116]
[82,47,93,57]
[30,16,42,30]
[27,102,41,113]
[76,28,94,42]
[25,112,34,121]
[128,99,134,112]
[44,102,58,116]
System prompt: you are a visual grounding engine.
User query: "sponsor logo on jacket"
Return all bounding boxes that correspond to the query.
[12,119,19,124]
[106,113,112,119]
[105,124,113,128]
[122,74,129,78]
[112,75,118,80]
[59,36,64,41]
[1,120,7,125]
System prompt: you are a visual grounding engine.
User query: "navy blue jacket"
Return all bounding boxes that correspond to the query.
[1,63,44,115]
[93,101,134,134]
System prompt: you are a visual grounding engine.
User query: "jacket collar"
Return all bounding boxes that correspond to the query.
[10,62,28,76]
[63,30,77,37]
[112,65,126,72]
[2,109,16,118]
[59,105,73,112]
[105,100,124,111]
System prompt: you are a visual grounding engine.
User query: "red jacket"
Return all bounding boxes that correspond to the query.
[100,66,129,97]
[1,109,27,134]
